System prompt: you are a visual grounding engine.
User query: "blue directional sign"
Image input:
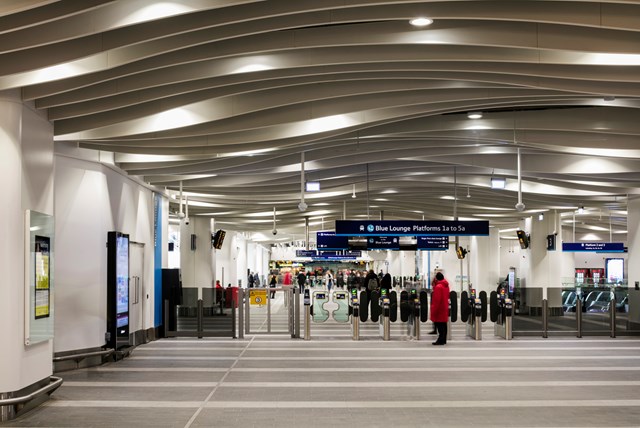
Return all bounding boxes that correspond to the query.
[417,236,449,250]
[335,220,489,236]
[344,250,362,257]
[316,231,349,250]
[295,250,317,257]
[367,236,400,250]
[562,242,625,253]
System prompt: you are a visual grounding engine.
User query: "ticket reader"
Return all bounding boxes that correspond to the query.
[350,288,360,341]
[304,289,311,340]
[380,289,391,341]
[465,289,482,340]
[332,291,349,323]
[408,289,421,340]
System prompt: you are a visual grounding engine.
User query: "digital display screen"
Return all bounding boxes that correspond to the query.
[116,234,129,327]
[606,258,624,284]
[34,235,51,319]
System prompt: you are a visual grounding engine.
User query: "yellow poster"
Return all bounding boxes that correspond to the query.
[250,289,268,306]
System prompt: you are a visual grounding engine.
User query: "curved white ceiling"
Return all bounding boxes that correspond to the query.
[3,0,639,241]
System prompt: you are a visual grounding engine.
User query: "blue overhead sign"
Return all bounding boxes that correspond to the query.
[296,250,317,257]
[562,242,625,253]
[417,236,449,250]
[335,220,489,236]
[367,236,400,250]
[316,231,349,250]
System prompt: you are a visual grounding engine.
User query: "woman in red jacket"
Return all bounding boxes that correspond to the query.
[430,272,450,345]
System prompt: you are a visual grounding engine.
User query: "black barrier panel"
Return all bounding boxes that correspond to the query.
[480,291,488,322]
[359,290,369,322]
[400,290,410,322]
[370,290,381,322]
[420,290,429,322]
[460,291,470,322]
[489,291,499,322]
[450,291,458,322]
[389,291,398,322]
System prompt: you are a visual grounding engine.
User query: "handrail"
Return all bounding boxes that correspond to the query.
[53,349,113,363]
[0,376,63,406]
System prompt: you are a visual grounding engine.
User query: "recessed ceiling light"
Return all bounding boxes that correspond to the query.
[491,177,506,189]
[410,17,433,27]
[467,112,483,120]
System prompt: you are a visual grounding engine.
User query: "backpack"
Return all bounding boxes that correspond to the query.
[367,277,378,291]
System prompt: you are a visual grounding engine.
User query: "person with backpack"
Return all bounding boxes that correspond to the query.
[326,270,334,294]
[364,269,379,301]
[297,269,307,294]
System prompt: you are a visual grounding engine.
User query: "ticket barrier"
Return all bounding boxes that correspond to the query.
[490,289,513,340]
[350,288,360,340]
[461,289,485,340]
[408,289,421,340]
[304,289,311,340]
[332,291,350,323]
[379,289,391,341]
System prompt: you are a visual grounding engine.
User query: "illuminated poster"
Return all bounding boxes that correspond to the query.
[34,235,50,319]
[116,234,129,328]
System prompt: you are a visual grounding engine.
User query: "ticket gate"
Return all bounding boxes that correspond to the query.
[379,289,391,341]
[304,289,311,340]
[408,289,421,340]
[448,291,458,342]
[461,289,485,340]
[490,289,513,340]
[312,291,330,323]
[350,288,360,340]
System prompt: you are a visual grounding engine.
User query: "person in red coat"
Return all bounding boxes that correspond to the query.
[430,272,450,345]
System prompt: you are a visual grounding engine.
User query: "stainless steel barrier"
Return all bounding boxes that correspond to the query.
[0,376,63,421]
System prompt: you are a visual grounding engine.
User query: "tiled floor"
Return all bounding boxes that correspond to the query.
[6,296,640,427]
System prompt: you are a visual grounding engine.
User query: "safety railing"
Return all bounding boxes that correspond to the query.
[0,376,63,421]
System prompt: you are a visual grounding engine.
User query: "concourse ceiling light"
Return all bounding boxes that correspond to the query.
[538,213,544,221]
[491,177,506,189]
[305,181,320,192]
[409,17,433,27]
[467,112,483,120]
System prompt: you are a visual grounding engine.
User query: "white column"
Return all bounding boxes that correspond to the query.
[0,90,54,395]
[469,228,500,294]
[180,217,214,292]
[628,197,640,288]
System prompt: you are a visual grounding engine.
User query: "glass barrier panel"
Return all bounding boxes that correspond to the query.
[547,287,578,335]
[201,287,234,336]
[581,287,611,334]
[512,286,544,335]
[175,287,198,332]
[615,287,640,335]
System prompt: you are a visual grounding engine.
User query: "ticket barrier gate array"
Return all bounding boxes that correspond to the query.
[460,289,487,340]
[304,287,429,341]
[490,289,513,340]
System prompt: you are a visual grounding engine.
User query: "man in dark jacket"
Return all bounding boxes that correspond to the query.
[430,272,450,345]
[297,269,307,293]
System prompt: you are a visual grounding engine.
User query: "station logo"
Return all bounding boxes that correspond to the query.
[367,224,375,232]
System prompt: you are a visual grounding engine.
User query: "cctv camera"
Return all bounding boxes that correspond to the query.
[184,217,190,225]
[272,229,278,236]
[515,202,525,212]
[178,212,185,219]
[298,201,307,212]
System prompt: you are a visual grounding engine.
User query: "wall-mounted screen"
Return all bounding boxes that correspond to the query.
[116,234,129,328]
[606,258,624,284]
[34,235,51,319]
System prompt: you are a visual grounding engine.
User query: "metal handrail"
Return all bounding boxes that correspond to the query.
[0,376,63,406]
[53,349,113,363]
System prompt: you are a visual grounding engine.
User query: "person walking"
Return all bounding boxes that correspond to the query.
[380,272,392,293]
[269,274,277,298]
[297,269,307,294]
[430,272,450,345]
[326,270,334,294]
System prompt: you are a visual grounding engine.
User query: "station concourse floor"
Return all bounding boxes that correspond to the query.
[6,300,640,427]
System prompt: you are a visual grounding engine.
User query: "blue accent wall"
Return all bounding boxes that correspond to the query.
[153,194,163,327]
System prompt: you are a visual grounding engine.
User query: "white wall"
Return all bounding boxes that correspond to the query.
[0,91,54,392]
[54,150,157,353]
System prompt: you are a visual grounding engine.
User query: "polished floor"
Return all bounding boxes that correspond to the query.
[6,299,640,427]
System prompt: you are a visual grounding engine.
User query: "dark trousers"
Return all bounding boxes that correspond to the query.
[435,321,447,344]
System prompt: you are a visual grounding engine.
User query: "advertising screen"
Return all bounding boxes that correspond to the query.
[606,258,624,284]
[116,234,129,328]
[34,235,51,319]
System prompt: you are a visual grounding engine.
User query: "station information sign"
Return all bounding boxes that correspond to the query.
[335,220,489,236]
[416,236,449,250]
[562,242,625,253]
[367,236,400,250]
[296,250,317,257]
[316,231,349,250]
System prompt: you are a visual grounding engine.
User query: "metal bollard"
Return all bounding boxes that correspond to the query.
[542,299,548,339]
[474,299,482,340]
[504,299,513,340]
[414,299,421,340]
[383,304,391,341]
[576,298,582,338]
